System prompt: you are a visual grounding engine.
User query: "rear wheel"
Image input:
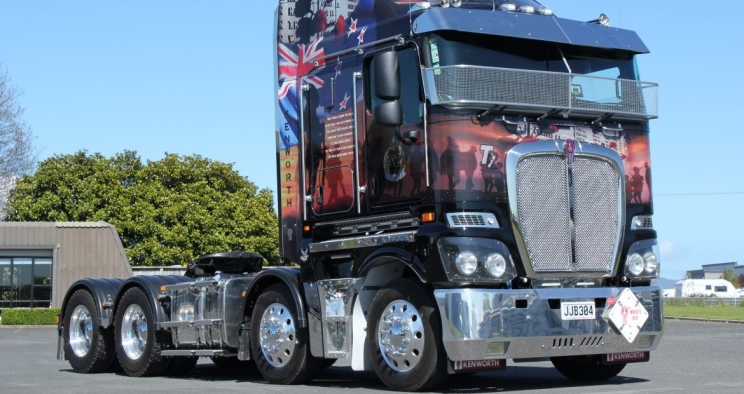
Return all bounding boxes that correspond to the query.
[550,355,626,381]
[63,290,115,373]
[250,285,319,384]
[114,287,170,376]
[366,279,448,391]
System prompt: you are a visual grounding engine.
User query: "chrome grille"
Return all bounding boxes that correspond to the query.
[516,155,573,272]
[510,141,623,277]
[572,158,620,272]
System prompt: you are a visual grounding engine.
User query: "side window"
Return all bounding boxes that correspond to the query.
[367,47,423,125]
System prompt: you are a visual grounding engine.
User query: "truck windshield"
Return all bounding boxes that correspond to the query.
[428,32,639,80]
[426,32,654,114]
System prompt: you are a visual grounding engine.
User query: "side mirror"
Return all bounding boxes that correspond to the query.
[374,100,402,127]
[374,51,400,100]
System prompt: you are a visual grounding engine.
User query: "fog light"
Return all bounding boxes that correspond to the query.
[177,303,194,322]
[484,253,507,278]
[627,253,644,276]
[486,341,506,355]
[637,335,652,348]
[455,251,478,275]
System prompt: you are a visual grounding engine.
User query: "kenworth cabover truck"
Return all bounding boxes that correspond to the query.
[57,0,663,390]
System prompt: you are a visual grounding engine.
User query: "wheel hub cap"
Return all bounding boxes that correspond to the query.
[259,302,296,368]
[69,305,93,357]
[121,304,147,360]
[378,300,424,372]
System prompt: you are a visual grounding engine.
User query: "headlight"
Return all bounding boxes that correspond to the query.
[177,303,194,322]
[484,253,507,278]
[643,251,658,273]
[455,251,478,275]
[437,237,516,283]
[627,253,644,276]
[624,239,660,279]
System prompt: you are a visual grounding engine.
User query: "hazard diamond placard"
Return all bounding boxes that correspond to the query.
[604,288,649,343]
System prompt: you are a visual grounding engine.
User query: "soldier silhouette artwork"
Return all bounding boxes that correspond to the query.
[630,166,644,204]
[439,137,478,192]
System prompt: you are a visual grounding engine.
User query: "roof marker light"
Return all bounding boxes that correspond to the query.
[537,7,553,16]
[498,3,516,11]
[452,0,462,7]
[518,5,535,14]
[589,13,611,26]
[415,2,432,10]
[441,0,450,8]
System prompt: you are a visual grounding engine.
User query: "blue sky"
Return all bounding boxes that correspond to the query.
[1,1,742,280]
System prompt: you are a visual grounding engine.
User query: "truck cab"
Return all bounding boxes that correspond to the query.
[276,0,662,389]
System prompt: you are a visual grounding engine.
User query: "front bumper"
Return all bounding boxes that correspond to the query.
[433,286,663,361]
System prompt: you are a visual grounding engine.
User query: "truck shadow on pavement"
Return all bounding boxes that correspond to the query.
[147,363,648,393]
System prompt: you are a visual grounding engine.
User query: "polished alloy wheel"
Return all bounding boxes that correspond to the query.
[121,304,148,360]
[258,302,296,368]
[377,300,424,372]
[69,304,94,357]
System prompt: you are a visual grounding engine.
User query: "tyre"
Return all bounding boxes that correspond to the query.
[250,285,320,384]
[550,355,626,381]
[63,289,116,373]
[365,278,448,391]
[114,287,170,377]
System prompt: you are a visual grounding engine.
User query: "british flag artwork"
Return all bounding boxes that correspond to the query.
[278,38,326,150]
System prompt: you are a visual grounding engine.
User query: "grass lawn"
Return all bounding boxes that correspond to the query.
[664,303,744,321]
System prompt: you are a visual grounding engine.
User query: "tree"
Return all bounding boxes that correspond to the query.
[739,274,744,289]
[4,151,280,266]
[720,269,739,289]
[0,64,36,219]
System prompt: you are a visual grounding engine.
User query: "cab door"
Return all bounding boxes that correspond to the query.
[303,55,361,217]
[364,46,427,208]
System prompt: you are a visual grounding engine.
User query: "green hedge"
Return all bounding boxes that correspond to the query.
[0,308,61,325]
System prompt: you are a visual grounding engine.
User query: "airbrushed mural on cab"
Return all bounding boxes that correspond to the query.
[277,1,410,261]
[419,114,653,205]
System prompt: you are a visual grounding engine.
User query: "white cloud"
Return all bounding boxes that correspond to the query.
[659,239,686,259]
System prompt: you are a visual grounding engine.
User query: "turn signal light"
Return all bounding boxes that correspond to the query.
[421,212,436,223]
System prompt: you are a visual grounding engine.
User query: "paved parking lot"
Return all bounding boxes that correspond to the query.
[1,319,743,393]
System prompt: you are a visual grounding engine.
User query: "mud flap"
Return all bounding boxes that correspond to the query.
[601,351,649,365]
[450,359,506,373]
[238,323,251,361]
[57,330,66,360]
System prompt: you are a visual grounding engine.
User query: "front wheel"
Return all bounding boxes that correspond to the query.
[63,289,115,373]
[250,285,319,384]
[114,287,170,376]
[550,355,626,381]
[365,279,448,391]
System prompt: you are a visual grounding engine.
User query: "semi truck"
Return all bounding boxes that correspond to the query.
[57,0,664,391]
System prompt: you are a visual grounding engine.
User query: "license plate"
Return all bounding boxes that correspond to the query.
[561,301,595,320]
